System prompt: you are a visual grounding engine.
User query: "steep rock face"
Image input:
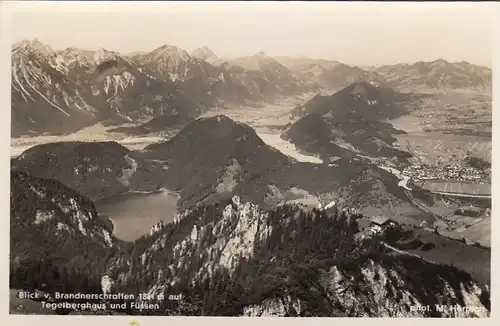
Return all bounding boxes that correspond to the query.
[9,179,490,316]
[11,40,203,137]
[106,196,489,317]
[374,60,492,93]
[11,141,166,201]
[243,295,304,317]
[317,258,489,317]
[11,170,114,247]
[11,41,98,137]
[131,197,271,296]
[58,47,199,121]
[11,40,323,137]
[10,170,119,294]
[243,256,489,317]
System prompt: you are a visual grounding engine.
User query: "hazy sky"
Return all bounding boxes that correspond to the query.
[4,1,494,67]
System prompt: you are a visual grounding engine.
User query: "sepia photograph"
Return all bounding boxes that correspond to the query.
[4,1,493,319]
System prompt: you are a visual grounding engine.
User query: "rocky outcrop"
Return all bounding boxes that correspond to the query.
[104,195,490,317]
[243,295,303,317]
[11,169,115,247]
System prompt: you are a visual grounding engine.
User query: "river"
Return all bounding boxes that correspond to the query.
[256,131,323,163]
[378,165,412,190]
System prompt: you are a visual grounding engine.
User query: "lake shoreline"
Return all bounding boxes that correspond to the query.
[95,188,180,206]
[95,189,179,242]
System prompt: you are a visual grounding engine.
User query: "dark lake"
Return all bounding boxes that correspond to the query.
[96,190,179,242]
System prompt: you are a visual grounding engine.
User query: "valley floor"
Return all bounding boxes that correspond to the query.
[387,98,491,248]
[10,122,166,157]
[11,95,323,163]
[388,92,492,165]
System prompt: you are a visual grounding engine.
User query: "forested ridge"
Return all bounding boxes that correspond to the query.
[10,171,123,298]
[10,172,491,316]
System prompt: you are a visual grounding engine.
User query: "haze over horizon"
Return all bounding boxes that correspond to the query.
[5,1,493,67]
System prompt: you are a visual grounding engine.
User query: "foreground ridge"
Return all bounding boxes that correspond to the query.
[10,184,490,316]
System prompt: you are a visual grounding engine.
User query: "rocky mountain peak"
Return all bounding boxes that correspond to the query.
[151,44,191,62]
[93,47,122,65]
[13,38,53,56]
[191,46,218,61]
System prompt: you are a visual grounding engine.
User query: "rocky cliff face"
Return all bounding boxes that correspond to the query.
[58,47,199,121]
[132,196,271,297]
[243,257,489,317]
[11,40,201,137]
[102,195,489,317]
[11,170,115,248]
[10,170,119,297]
[9,174,490,316]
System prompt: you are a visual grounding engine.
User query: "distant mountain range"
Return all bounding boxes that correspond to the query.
[10,40,317,137]
[277,56,492,93]
[275,57,387,91]
[11,39,491,137]
[373,59,492,93]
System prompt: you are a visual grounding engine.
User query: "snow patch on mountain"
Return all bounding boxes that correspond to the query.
[103,71,136,97]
